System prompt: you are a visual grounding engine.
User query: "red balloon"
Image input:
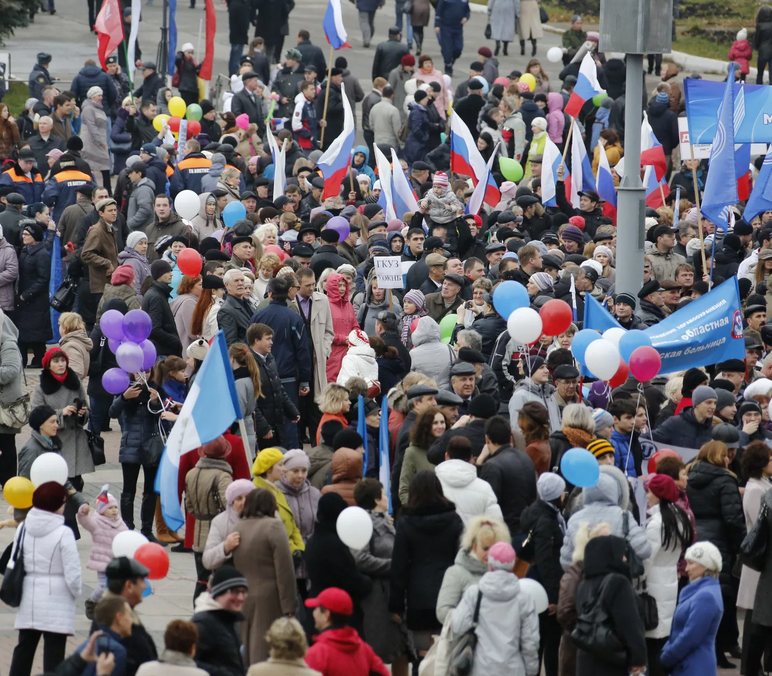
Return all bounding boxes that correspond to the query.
[134,542,170,580]
[647,449,680,475]
[187,120,201,136]
[168,116,181,132]
[609,358,629,388]
[539,299,573,336]
[177,248,202,276]
[411,318,420,333]
[629,346,662,382]
[264,245,283,256]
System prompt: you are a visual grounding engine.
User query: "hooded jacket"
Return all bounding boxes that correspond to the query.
[190,193,224,244]
[351,145,376,182]
[127,176,157,231]
[326,274,360,384]
[436,547,489,623]
[336,344,378,390]
[320,448,364,506]
[646,98,679,155]
[546,92,565,144]
[117,246,152,298]
[435,459,502,525]
[509,377,562,434]
[652,408,714,450]
[77,508,129,572]
[305,627,389,676]
[59,328,94,381]
[191,592,245,676]
[409,316,456,390]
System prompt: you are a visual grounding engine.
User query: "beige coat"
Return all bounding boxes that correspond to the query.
[171,292,199,356]
[59,329,93,381]
[136,652,209,676]
[292,292,334,404]
[81,218,119,293]
[247,660,321,676]
[185,458,233,551]
[519,0,543,40]
[231,515,297,664]
[739,476,772,609]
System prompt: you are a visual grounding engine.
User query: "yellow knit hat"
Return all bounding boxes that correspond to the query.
[252,447,284,476]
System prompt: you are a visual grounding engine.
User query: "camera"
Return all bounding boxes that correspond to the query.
[96,634,111,656]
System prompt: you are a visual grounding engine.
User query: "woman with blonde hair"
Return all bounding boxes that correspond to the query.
[229,343,262,456]
[655,375,684,428]
[593,245,616,282]
[246,618,318,676]
[254,252,281,300]
[256,223,279,246]
[316,383,351,445]
[316,267,335,294]
[58,312,93,380]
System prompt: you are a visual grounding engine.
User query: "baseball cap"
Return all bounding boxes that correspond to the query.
[305,587,353,615]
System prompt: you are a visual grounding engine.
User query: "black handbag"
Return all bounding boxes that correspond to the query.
[449,589,483,676]
[87,429,106,466]
[50,276,78,312]
[637,579,659,631]
[571,574,626,666]
[484,23,491,39]
[741,498,770,571]
[0,524,26,608]
[539,6,549,23]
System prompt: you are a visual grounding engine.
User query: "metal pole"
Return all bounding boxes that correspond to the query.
[159,0,169,79]
[615,53,647,298]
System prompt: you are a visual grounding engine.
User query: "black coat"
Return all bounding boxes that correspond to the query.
[89,610,158,676]
[109,381,168,465]
[296,39,328,75]
[389,502,464,631]
[381,330,411,373]
[217,293,253,346]
[231,89,266,137]
[255,0,294,36]
[191,607,246,676]
[713,246,743,280]
[141,281,182,357]
[427,419,487,464]
[253,350,298,439]
[17,241,52,344]
[646,99,679,156]
[469,313,507,360]
[453,95,485,139]
[310,244,348,278]
[686,461,746,574]
[372,38,410,80]
[651,408,713,450]
[479,444,537,536]
[134,72,164,103]
[520,499,565,604]
[316,81,344,151]
[226,0,252,45]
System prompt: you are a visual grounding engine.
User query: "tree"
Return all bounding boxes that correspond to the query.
[0,0,44,45]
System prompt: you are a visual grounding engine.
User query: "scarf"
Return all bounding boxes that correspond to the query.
[562,427,595,449]
[399,309,427,345]
[49,369,68,384]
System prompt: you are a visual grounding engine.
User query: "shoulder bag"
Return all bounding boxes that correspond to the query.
[449,589,483,676]
[0,392,31,429]
[0,523,26,607]
[50,276,78,312]
[741,496,770,571]
[87,429,106,466]
[637,577,659,631]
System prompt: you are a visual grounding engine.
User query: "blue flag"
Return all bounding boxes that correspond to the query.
[701,64,738,231]
[49,232,62,343]
[357,394,368,478]
[746,144,772,222]
[584,293,622,333]
[378,396,392,514]
[168,0,177,78]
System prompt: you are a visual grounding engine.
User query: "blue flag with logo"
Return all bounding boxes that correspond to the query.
[746,144,772,222]
[584,293,622,334]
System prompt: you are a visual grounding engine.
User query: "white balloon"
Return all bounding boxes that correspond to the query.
[546,46,564,63]
[174,190,200,220]
[602,327,627,348]
[112,531,149,558]
[519,578,549,614]
[336,506,374,550]
[585,339,620,381]
[30,453,69,487]
[507,307,543,345]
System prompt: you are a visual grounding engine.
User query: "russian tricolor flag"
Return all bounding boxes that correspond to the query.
[595,138,617,224]
[644,165,670,208]
[564,118,595,208]
[317,83,356,199]
[641,113,667,182]
[542,137,567,207]
[374,144,397,220]
[450,112,499,207]
[467,145,499,216]
[266,126,287,202]
[391,148,419,219]
[323,0,350,49]
[564,53,605,118]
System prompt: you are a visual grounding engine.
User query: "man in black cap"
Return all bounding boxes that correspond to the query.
[373,27,409,78]
[457,345,499,402]
[298,223,320,249]
[0,148,43,206]
[316,68,345,151]
[419,252,447,295]
[425,273,464,322]
[555,184,612,238]
[715,359,746,396]
[517,193,551,241]
[434,389,463,424]
[449,361,480,416]
[139,143,168,195]
[508,356,561,433]
[253,177,274,210]
[232,72,266,136]
[134,63,163,104]
[142,260,182,357]
[292,242,314,268]
[453,79,486,140]
[409,161,431,193]
[649,224,686,282]
[455,62,485,100]
[613,292,642,330]
[744,296,767,333]
[636,279,667,327]
[28,53,54,100]
[299,176,324,220]
[485,241,506,276]
[429,392,497,464]
[310,228,348,278]
[554,363,580,412]
[375,310,411,374]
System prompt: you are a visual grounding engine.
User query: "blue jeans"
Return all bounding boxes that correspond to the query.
[280,378,300,450]
[229,43,245,77]
[395,0,413,46]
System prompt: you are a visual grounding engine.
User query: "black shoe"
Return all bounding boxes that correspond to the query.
[728,645,742,659]
[520,40,525,55]
[716,654,735,669]
[141,530,168,546]
[503,42,509,56]
[531,39,537,56]
[171,542,193,553]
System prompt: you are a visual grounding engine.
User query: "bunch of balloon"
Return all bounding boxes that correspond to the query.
[100,309,158,396]
[112,530,171,597]
[166,97,202,140]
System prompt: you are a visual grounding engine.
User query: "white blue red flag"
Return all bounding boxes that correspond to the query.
[317,83,356,199]
[266,126,287,202]
[390,148,419,219]
[450,112,499,207]
[564,118,595,208]
[564,53,604,118]
[641,113,668,182]
[467,144,499,216]
[323,0,351,49]
[374,144,397,221]
[541,137,567,207]
[595,138,617,224]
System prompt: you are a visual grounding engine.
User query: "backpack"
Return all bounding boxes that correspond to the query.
[571,574,626,665]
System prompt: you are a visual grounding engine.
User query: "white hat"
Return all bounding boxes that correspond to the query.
[745,378,772,401]
[127,231,148,249]
[181,42,195,53]
[531,117,548,132]
[684,541,722,573]
[187,338,209,361]
[87,86,103,99]
[537,472,566,502]
[580,259,603,277]
[737,28,748,41]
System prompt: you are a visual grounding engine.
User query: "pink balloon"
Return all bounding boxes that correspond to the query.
[493,76,509,86]
[236,113,250,130]
[628,346,662,382]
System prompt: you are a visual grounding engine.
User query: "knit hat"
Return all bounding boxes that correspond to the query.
[656,91,670,103]
[110,265,135,286]
[468,394,497,419]
[87,86,103,99]
[252,447,284,476]
[587,438,615,459]
[347,329,370,347]
[531,117,548,132]
[681,368,709,397]
[209,565,249,597]
[691,385,717,407]
[226,479,255,507]
[404,289,426,310]
[568,216,586,230]
[401,54,416,67]
[593,245,614,265]
[333,428,363,451]
[524,356,546,376]
[200,435,231,458]
[537,472,566,502]
[187,338,209,361]
[23,221,44,242]
[530,272,554,291]
[41,347,68,370]
[715,388,736,413]
[647,473,679,503]
[487,541,516,572]
[282,448,310,471]
[738,400,762,419]
[317,491,348,524]
[127,231,148,249]
[684,541,722,573]
[738,27,748,41]
[500,181,518,196]
[433,172,449,189]
[150,259,173,280]
[32,482,69,512]
[96,485,119,514]
[364,203,384,219]
[745,378,772,400]
[593,408,614,433]
[561,225,584,244]
[29,404,57,432]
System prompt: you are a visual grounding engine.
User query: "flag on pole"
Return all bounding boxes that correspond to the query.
[541,137,567,207]
[167,0,178,77]
[266,127,287,201]
[569,274,577,322]
[374,145,397,221]
[746,144,772,222]
[450,112,500,207]
[49,232,62,343]
[644,166,670,208]
[734,87,750,201]
[467,144,499,216]
[199,0,216,81]
[156,331,241,530]
[701,63,738,232]
[317,83,355,199]
[95,0,125,71]
[641,113,668,182]
[672,187,681,223]
[357,394,368,478]
[323,0,351,49]
[378,396,392,514]
[595,138,617,223]
[390,148,420,218]
[564,53,605,117]
[565,118,595,208]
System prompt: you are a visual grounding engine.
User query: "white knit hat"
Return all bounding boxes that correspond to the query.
[537,472,566,502]
[347,329,370,347]
[737,28,748,41]
[87,86,103,99]
[684,541,722,573]
[531,117,548,132]
[127,231,148,249]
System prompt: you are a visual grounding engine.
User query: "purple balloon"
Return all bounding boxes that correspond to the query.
[108,337,122,354]
[102,368,130,395]
[326,216,350,241]
[101,309,125,342]
[123,309,153,344]
[116,342,145,373]
[140,340,157,371]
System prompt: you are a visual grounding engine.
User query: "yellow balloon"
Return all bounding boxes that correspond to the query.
[4,476,34,510]
[153,114,170,132]
[168,96,187,118]
[521,73,536,92]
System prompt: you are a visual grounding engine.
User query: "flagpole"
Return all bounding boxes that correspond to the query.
[689,142,708,277]
[319,45,335,147]
[658,182,666,209]
[558,116,575,172]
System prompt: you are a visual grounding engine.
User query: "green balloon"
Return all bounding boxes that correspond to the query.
[592,92,608,106]
[439,314,456,342]
[441,132,447,145]
[186,103,203,121]
[499,157,524,182]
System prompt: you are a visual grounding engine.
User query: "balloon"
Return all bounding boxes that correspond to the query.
[168,96,187,118]
[264,244,286,258]
[585,339,620,381]
[222,201,247,228]
[152,114,170,132]
[112,530,149,558]
[336,506,374,549]
[108,337,122,354]
[619,330,653,363]
[143,581,153,598]
[520,73,536,91]
[236,113,250,130]
[325,216,350,241]
[493,76,510,86]
[472,75,489,94]
[411,318,420,333]
[507,307,543,344]
[123,309,153,343]
[498,157,524,182]
[439,314,456,344]
[539,299,573,336]
[647,449,680,475]
[187,120,201,136]
[174,190,200,220]
[560,447,600,488]
[116,342,145,373]
[440,132,447,145]
[572,329,602,364]
[102,368,130,395]
[177,248,202,277]
[134,542,170,579]
[609,358,629,388]
[30,453,68,487]
[4,476,34,509]
[493,281,529,318]
[602,327,627,348]
[629,346,662,382]
[168,116,181,133]
[546,46,564,63]
[140,340,158,371]
[185,103,203,120]
[592,92,608,106]
[101,309,126,342]
[519,578,549,614]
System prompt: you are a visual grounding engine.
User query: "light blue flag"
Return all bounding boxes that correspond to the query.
[357,394,368,477]
[378,396,392,514]
[745,144,772,222]
[49,232,62,343]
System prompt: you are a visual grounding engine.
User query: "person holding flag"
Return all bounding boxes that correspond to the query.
[316,68,345,152]
[316,82,355,199]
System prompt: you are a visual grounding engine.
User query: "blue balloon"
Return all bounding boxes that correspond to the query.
[492,281,529,318]
[222,201,247,228]
[143,580,153,598]
[619,329,653,363]
[561,447,600,488]
[572,329,602,364]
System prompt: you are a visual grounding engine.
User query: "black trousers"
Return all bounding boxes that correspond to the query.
[646,636,667,676]
[65,475,83,539]
[180,89,199,106]
[0,433,18,486]
[538,612,561,676]
[193,551,210,603]
[18,343,45,367]
[9,629,67,676]
[121,462,159,532]
[758,56,772,84]
[298,390,322,445]
[87,0,97,28]
[716,572,740,652]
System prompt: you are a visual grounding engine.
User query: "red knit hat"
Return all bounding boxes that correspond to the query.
[41,347,68,370]
[110,264,136,286]
[647,473,679,503]
[568,215,586,231]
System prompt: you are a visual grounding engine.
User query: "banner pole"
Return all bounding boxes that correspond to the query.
[319,45,335,147]
[689,143,708,278]
[558,116,575,172]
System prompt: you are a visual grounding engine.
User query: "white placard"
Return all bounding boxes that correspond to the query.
[374,256,404,289]
[678,117,767,160]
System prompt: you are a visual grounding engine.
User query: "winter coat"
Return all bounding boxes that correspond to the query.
[452,570,540,676]
[16,240,52,344]
[337,344,379,390]
[127,177,156,231]
[250,351,293,444]
[59,329,94,382]
[252,476,305,553]
[560,473,652,569]
[192,591,246,676]
[189,193,224,244]
[277,478,320,546]
[610,428,643,478]
[0,312,23,435]
[80,99,111,172]
[372,37,409,80]
[325,274,359,383]
[520,499,565,604]
[185,457,232,551]
[518,0,542,39]
[109,383,167,466]
[479,444,537,537]
[660,576,723,676]
[82,218,120,293]
[643,504,682,639]
[487,0,516,42]
[509,377,562,434]
[436,548,488,623]
[729,39,752,74]
[96,283,142,322]
[435,459,502,525]
[247,660,319,676]
[410,316,456,389]
[142,281,183,357]
[738,476,771,609]
[545,92,565,144]
[403,102,431,166]
[652,408,714,450]
[170,293,198,356]
[77,510,128,572]
[32,368,94,478]
[117,247,152,298]
[305,627,388,676]
[557,563,582,676]
[648,247,686,283]
[0,120,20,160]
[647,99,679,156]
[308,443,335,489]
[399,444,436,505]
[251,302,312,385]
[389,501,464,631]
[136,651,208,676]
[143,213,189,262]
[686,461,746,575]
[218,293,252,347]
[0,237,18,311]
[321,448,363,506]
[12,507,82,635]
[370,98,402,148]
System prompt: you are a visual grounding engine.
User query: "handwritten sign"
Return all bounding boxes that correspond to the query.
[374,256,405,289]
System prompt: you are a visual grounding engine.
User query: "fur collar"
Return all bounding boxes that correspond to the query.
[39,367,80,394]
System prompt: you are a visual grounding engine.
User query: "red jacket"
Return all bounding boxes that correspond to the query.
[305,627,389,676]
